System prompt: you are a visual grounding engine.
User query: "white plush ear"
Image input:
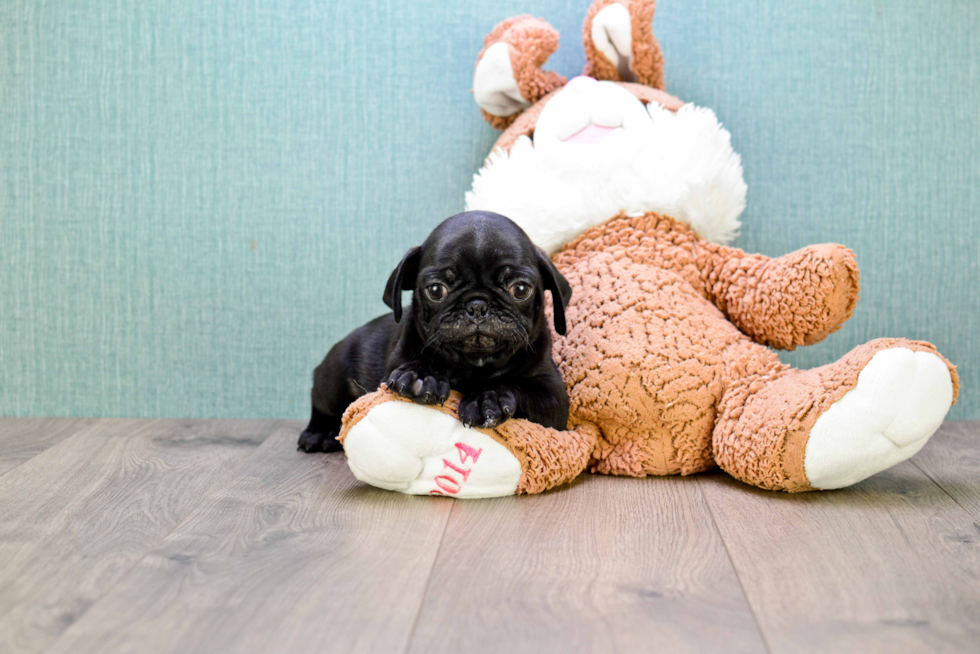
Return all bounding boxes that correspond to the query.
[474,42,531,118]
[591,3,635,82]
[473,16,567,129]
[583,0,664,89]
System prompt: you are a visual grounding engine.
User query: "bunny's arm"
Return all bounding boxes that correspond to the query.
[697,240,860,351]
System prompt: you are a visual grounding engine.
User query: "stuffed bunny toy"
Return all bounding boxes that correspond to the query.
[336,0,958,498]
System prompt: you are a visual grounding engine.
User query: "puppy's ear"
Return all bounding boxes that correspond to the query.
[536,247,573,335]
[383,246,422,323]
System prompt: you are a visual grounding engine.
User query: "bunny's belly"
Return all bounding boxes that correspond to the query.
[552,250,774,477]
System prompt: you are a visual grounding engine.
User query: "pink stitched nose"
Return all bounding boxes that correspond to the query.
[563,75,597,93]
[565,124,617,144]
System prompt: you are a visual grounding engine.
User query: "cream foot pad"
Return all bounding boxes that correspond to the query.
[344,401,522,498]
[805,348,954,489]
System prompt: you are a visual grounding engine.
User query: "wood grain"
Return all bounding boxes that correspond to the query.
[0,418,273,654]
[3,419,976,653]
[912,420,980,521]
[698,461,980,653]
[45,427,454,654]
[0,418,97,476]
[408,474,767,654]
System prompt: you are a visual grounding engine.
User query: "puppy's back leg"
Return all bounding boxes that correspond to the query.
[298,405,343,453]
[300,315,393,453]
[299,340,356,453]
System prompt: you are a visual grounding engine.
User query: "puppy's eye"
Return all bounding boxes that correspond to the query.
[509,283,532,301]
[424,283,448,302]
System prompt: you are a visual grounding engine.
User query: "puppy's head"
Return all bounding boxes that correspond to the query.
[384,211,572,369]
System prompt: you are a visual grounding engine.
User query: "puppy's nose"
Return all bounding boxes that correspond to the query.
[465,299,489,319]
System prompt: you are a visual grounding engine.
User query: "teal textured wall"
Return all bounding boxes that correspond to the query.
[1,0,977,419]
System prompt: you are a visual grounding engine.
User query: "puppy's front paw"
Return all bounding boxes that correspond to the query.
[458,388,517,429]
[385,364,451,405]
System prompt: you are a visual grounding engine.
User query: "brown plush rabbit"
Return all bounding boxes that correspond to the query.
[337,0,957,497]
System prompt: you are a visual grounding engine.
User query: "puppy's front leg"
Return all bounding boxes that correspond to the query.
[459,378,568,431]
[385,362,452,405]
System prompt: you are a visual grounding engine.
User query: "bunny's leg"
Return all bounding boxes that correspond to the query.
[339,389,598,498]
[713,338,958,491]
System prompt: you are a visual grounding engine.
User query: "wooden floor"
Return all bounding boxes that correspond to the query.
[0,419,977,654]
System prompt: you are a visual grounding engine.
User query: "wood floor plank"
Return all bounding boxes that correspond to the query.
[44,427,453,654]
[0,418,274,654]
[698,461,980,653]
[0,418,97,476]
[911,420,980,521]
[408,474,767,654]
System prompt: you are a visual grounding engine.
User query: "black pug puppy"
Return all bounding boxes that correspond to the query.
[298,210,573,453]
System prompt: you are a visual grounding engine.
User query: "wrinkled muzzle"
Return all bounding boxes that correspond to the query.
[430,306,528,365]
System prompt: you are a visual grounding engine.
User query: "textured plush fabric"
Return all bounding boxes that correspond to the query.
[340,212,958,493]
[547,211,863,481]
[551,212,956,490]
[486,83,683,156]
[339,386,599,495]
[713,337,958,491]
[583,0,664,88]
[338,0,959,496]
[0,0,976,420]
[466,78,747,251]
[475,15,567,128]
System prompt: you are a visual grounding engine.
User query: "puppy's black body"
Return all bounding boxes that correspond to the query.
[298,211,573,453]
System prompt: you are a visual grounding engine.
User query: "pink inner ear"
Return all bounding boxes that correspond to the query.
[564,124,617,144]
